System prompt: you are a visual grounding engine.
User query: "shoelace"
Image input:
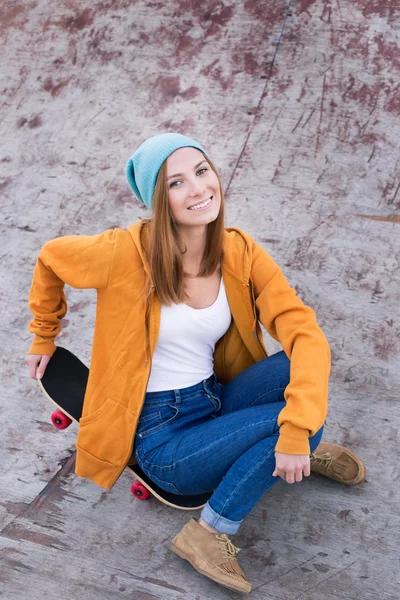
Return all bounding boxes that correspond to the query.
[310,451,350,481]
[215,534,241,557]
[215,534,243,577]
[310,451,332,469]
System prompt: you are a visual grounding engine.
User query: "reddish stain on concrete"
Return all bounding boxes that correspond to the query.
[275,75,294,96]
[341,75,382,107]
[21,454,81,532]
[244,0,283,26]
[97,0,139,10]
[138,32,150,44]
[17,117,28,128]
[198,62,233,92]
[376,178,400,208]
[342,24,370,58]
[154,75,181,103]
[2,522,62,548]
[240,52,261,77]
[385,86,400,115]
[86,26,123,63]
[374,332,398,361]
[61,8,94,31]
[144,0,164,7]
[42,77,71,98]
[0,500,28,516]
[0,177,12,192]
[160,117,195,133]
[297,0,317,14]
[70,300,91,313]
[177,0,234,27]
[115,190,135,207]
[0,4,27,32]
[297,77,309,102]
[200,59,219,77]
[201,5,234,36]
[320,1,332,23]
[352,0,399,18]
[180,86,199,100]
[99,50,122,64]
[269,64,279,78]
[28,115,43,128]
[298,0,400,18]
[175,28,198,59]
[373,36,400,72]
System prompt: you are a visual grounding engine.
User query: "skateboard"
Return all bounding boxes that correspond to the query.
[38,346,212,510]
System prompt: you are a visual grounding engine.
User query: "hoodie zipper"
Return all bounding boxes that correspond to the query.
[247,280,267,356]
[144,286,155,368]
[247,281,258,339]
[137,285,155,440]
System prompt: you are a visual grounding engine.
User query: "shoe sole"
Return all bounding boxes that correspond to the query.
[169,543,251,595]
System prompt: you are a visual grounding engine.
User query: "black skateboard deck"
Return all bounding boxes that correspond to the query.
[38,346,212,510]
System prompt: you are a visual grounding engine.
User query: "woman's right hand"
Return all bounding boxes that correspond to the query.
[25,354,51,380]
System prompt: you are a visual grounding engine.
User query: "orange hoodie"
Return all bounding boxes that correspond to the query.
[28,220,330,489]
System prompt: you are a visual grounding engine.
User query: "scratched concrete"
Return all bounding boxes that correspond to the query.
[1,0,400,598]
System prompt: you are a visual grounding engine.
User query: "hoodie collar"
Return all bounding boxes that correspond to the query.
[127,220,153,283]
[126,220,252,286]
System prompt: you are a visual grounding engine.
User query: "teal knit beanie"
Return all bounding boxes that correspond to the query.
[126,133,206,210]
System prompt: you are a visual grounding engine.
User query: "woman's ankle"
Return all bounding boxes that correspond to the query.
[198,517,221,534]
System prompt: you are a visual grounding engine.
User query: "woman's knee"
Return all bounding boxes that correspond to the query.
[262,350,290,387]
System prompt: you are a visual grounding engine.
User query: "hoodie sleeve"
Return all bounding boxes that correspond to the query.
[27,229,117,357]
[250,238,331,455]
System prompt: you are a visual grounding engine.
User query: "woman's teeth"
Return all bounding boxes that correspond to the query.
[188,197,212,211]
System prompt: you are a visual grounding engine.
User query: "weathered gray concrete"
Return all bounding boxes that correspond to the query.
[1,0,399,598]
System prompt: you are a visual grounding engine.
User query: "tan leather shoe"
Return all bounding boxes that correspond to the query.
[170,519,251,595]
[310,442,366,485]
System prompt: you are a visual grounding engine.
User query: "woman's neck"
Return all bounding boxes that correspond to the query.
[179,224,208,274]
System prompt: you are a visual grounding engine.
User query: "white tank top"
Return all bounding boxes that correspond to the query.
[146,277,231,391]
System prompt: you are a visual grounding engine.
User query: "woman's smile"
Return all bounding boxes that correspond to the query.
[187,196,213,211]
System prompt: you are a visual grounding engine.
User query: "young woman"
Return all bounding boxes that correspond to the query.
[26,133,365,595]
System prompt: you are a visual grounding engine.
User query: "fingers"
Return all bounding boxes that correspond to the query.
[273,467,296,483]
[36,355,50,380]
[25,354,51,380]
[286,468,296,484]
[274,468,305,484]
[25,355,40,379]
[273,454,311,484]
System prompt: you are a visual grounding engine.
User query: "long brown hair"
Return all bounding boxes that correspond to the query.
[141,152,225,306]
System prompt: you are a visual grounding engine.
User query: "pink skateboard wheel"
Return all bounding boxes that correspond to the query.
[131,481,150,500]
[51,409,72,429]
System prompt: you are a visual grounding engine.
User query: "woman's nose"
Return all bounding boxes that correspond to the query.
[188,177,204,197]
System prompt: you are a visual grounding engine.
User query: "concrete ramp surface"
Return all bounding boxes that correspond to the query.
[1,1,399,598]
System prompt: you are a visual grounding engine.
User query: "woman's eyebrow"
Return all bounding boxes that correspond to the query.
[166,160,207,180]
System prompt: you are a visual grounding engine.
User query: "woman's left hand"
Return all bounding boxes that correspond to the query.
[273,452,310,484]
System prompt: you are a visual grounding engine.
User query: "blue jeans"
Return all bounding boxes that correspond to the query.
[133,351,324,534]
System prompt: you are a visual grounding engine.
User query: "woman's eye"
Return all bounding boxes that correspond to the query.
[169,168,208,188]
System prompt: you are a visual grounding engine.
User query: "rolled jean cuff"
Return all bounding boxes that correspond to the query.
[200,501,243,535]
